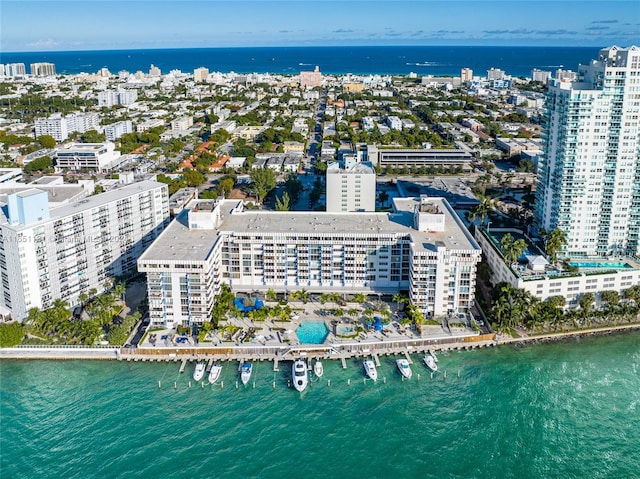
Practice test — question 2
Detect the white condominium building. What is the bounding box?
[0,180,170,321]
[4,63,26,77]
[194,67,209,82]
[171,116,194,131]
[34,113,100,142]
[326,161,376,212]
[138,195,481,327]
[30,62,56,76]
[54,142,121,172]
[104,120,133,141]
[97,89,138,107]
[535,45,640,257]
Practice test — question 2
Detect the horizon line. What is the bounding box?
[2,44,606,55]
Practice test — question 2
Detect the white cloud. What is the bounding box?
[25,38,62,49]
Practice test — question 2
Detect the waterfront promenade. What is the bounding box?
[2,323,639,362]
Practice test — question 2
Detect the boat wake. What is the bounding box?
[406,62,441,67]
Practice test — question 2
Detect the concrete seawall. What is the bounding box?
[1,324,639,361]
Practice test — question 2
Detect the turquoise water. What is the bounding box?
[1,333,639,478]
[296,321,329,344]
[569,262,632,269]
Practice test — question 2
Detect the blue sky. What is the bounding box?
[1,0,638,52]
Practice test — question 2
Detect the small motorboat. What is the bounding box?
[424,353,438,372]
[363,359,378,381]
[292,359,308,392]
[429,349,439,363]
[208,364,222,384]
[240,362,252,385]
[314,360,324,378]
[193,362,206,381]
[396,358,413,379]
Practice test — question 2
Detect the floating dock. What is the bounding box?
[179,359,187,373]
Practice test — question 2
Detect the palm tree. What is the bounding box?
[600,290,620,311]
[299,289,309,304]
[392,293,407,312]
[377,191,389,209]
[544,228,568,264]
[470,195,495,226]
[113,282,126,302]
[579,292,594,323]
[353,293,367,304]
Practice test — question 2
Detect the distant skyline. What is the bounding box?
[1,0,639,53]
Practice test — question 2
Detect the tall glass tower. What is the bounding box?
[534,46,640,257]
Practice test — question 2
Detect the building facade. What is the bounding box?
[138,196,481,327]
[97,89,138,107]
[194,67,209,82]
[0,181,170,321]
[104,120,133,141]
[326,162,376,212]
[35,113,100,142]
[54,142,121,171]
[366,145,472,170]
[534,45,640,257]
[30,62,56,76]
[300,66,322,88]
[475,228,640,307]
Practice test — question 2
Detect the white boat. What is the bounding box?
[240,362,252,385]
[424,354,438,372]
[313,360,324,378]
[363,360,378,381]
[193,362,206,381]
[208,364,222,384]
[396,358,413,379]
[292,359,308,392]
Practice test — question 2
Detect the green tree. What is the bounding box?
[544,228,568,264]
[217,177,235,197]
[38,135,56,148]
[81,129,106,143]
[378,191,389,209]
[353,293,367,304]
[275,191,291,211]
[0,322,24,347]
[579,292,595,320]
[500,233,527,264]
[284,175,303,203]
[470,195,495,226]
[182,168,205,187]
[624,285,640,304]
[266,288,278,301]
[23,156,53,173]
[250,168,276,205]
[600,290,620,310]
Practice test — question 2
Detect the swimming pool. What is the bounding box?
[296,321,329,344]
[569,262,632,269]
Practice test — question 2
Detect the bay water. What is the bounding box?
[1,333,639,478]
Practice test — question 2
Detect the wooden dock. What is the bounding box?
[340,357,347,369]
[373,354,381,367]
[273,359,279,372]
[404,352,413,364]
[179,359,187,373]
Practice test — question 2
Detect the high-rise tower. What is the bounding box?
[534,45,640,257]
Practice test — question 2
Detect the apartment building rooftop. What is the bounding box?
[0,180,166,231]
[140,196,479,263]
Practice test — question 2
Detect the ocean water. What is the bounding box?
[1,46,595,77]
[1,333,639,479]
